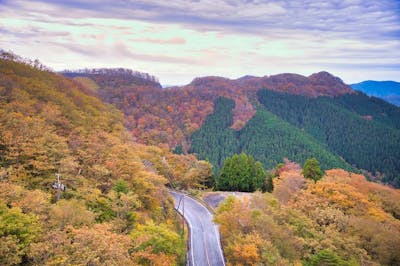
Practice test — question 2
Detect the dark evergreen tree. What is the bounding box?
[264,172,274,192]
[302,158,323,182]
[305,249,350,266]
[216,153,266,192]
[172,145,183,155]
[113,179,129,194]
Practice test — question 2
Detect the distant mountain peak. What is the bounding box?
[307,71,353,96]
[309,71,343,83]
[235,75,258,81]
[350,80,400,106]
[187,71,353,97]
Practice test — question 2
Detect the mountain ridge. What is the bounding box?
[351,80,400,106]
[64,66,400,187]
[69,69,355,146]
[187,70,353,97]
[1,53,400,266]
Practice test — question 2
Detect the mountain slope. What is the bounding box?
[239,108,352,171]
[351,80,400,106]
[190,97,352,173]
[191,89,400,187]
[0,55,189,264]
[189,97,239,169]
[214,167,400,265]
[70,70,353,150]
[68,69,400,187]
[257,89,400,186]
[330,92,400,129]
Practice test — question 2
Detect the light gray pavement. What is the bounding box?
[170,191,226,266]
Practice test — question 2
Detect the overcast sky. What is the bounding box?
[1,0,399,85]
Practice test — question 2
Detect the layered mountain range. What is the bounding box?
[65,69,400,187]
[1,53,400,265]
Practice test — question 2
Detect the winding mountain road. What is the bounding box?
[170,191,226,266]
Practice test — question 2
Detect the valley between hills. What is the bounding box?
[1,51,400,265]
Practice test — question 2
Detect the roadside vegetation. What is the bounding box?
[0,56,205,265]
[2,52,399,266]
[214,161,400,265]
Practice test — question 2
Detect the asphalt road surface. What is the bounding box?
[170,191,226,266]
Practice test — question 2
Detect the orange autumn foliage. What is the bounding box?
[0,56,187,265]
[215,167,400,265]
[75,70,352,150]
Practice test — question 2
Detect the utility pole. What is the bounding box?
[56,173,61,201]
[52,173,65,202]
[162,156,185,237]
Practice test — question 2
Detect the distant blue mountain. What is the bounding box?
[350,80,400,106]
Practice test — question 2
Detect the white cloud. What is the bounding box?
[0,0,399,84]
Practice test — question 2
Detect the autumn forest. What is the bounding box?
[1,51,400,265]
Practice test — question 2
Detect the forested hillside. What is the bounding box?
[190,90,400,187]
[2,51,400,265]
[70,68,400,187]
[70,70,353,151]
[331,92,400,129]
[257,89,400,187]
[190,97,352,173]
[239,109,352,171]
[215,164,400,265]
[189,97,239,169]
[0,54,212,265]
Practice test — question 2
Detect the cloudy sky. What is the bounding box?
[1,0,399,85]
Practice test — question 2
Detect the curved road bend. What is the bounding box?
[170,191,226,266]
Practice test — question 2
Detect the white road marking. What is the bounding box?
[172,191,226,266]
